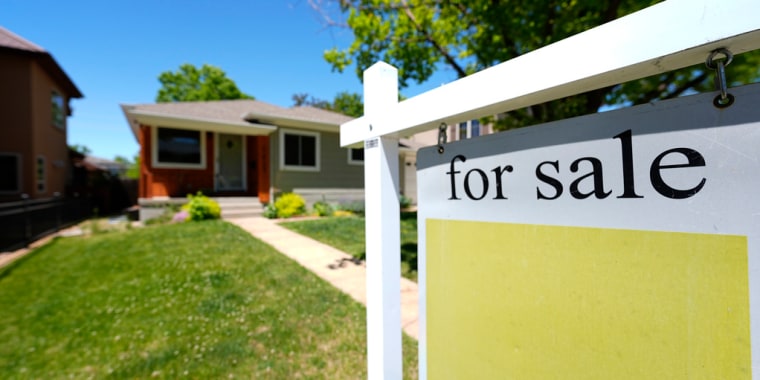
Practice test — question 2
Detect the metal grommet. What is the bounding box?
[705,48,733,70]
[713,93,735,108]
[437,122,447,155]
[705,48,734,109]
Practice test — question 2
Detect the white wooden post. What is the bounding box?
[363,62,402,379]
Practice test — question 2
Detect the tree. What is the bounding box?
[315,0,760,129]
[292,91,364,117]
[69,144,91,155]
[114,154,140,180]
[156,63,254,102]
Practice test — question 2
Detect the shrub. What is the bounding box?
[274,193,307,219]
[263,203,278,219]
[313,200,334,217]
[336,201,365,216]
[399,194,412,209]
[182,192,221,221]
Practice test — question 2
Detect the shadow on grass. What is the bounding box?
[0,237,59,282]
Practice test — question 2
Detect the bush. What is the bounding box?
[336,201,365,216]
[274,193,307,219]
[182,192,221,221]
[313,200,334,217]
[399,194,412,209]
[263,203,278,219]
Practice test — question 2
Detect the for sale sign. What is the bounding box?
[417,83,760,379]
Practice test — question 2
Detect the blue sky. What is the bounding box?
[1,0,453,160]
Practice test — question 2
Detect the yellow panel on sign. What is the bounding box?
[426,219,750,379]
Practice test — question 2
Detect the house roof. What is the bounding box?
[121,99,354,140]
[0,26,83,99]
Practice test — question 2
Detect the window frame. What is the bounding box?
[457,119,482,140]
[279,128,320,172]
[0,153,21,194]
[151,126,207,169]
[347,147,364,165]
[51,91,65,130]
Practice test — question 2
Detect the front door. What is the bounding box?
[216,134,245,191]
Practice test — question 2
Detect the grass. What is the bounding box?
[281,212,418,281]
[0,220,418,379]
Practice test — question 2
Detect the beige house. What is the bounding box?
[0,26,83,202]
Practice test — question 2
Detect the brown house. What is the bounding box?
[121,100,368,205]
[0,26,83,202]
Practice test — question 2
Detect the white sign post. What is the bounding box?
[362,62,402,380]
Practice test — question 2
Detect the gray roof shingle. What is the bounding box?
[125,100,354,127]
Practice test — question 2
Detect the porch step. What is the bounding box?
[214,197,264,219]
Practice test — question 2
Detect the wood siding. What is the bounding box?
[270,128,363,194]
[138,126,267,200]
[0,52,69,200]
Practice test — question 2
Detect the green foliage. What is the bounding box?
[399,194,412,209]
[68,144,91,155]
[322,0,760,129]
[182,192,221,221]
[262,203,278,219]
[0,221,419,378]
[330,91,364,117]
[273,193,307,219]
[113,153,140,179]
[312,200,334,217]
[336,201,365,216]
[156,63,254,102]
[292,91,364,117]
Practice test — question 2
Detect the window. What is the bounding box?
[52,91,65,129]
[348,148,364,165]
[0,153,20,193]
[152,127,206,169]
[279,129,320,171]
[471,119,481,138]
[36,155,46,194]
[458,122,468,140]
[457,119,481,140]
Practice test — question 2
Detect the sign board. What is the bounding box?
[417,83,760,379]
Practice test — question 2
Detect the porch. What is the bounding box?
[138,196,263,221]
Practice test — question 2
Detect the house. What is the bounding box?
[121,99,493,210]
[121,100,373,207]
[0,26,83,202]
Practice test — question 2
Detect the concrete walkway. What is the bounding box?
[227,216,419,339]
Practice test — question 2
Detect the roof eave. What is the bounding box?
[243,112,341,133]
[121,107,278,139]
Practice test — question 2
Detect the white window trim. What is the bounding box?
[279,128,320,172]
[347,148,364,165]
[151,126,207,170]
[456,119,482,140]
[0,152,21,194]
[36,155,46,194]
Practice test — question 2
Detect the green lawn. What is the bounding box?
[281,212,418,281]
[0,220,418,379]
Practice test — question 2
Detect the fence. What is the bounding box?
[339,0,760,378]
[0,196,93,252]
